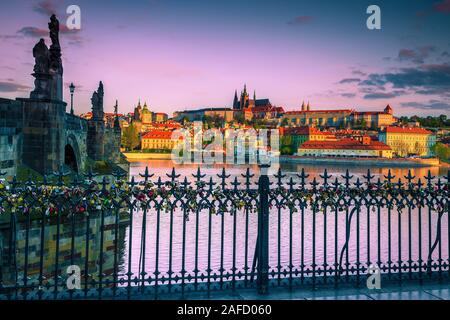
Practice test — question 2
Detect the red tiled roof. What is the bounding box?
[142,130,178,140]
[149,122,182,129]
[300,138,391,151]
[382,127,433,134]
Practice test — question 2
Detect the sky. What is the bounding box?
[0,0,450,117]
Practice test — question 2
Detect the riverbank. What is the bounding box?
[280,155,441,167]
[123,152,172,160]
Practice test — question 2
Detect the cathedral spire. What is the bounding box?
[301,101,305,111]
[253,90,256,101]
[233,90,239,109]
[307,101,310,111]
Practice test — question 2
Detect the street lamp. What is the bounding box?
[69,82,75,115]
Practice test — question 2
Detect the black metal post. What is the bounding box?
[257,164,270,294]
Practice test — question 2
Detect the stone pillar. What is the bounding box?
[87,120,105,161]
[18,98,66,174]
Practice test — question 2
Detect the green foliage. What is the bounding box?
[121,123,140,151]
[94,161,113,174]
[203,115,225,128]
[432,143,450,163]
[280,135,294,155]
[402,115,450,128]
[233,112,245,124]
[280,118,289,127]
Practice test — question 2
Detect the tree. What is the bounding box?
[396,141,410,157]
[280,135,295,155]
[122,123,140,151]
[432,143,450,163]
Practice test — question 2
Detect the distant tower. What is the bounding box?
[253,90,256,101]
[133,99,142,121]
[301,101,306,111]
[141,101,152,123]
[306,101,311,111]
[384,104,393,115]
[233,90,239,109]
[240,84,249,109]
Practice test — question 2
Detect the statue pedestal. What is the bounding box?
[30,72,52,100]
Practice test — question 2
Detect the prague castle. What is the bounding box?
[281,103,396,129]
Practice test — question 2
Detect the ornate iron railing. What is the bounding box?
[0,167,448,300]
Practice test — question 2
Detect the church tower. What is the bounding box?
[384,104,393,114]
[239,84,249,109]
[301,101,306,111]
[133,99,142,121]
[141,101,152,123]
[233,90,239,110]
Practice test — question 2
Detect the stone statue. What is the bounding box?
[32,39,50,74]
[48,14,60,47]
[97,81,104,99]
[48,14,63,75]
[91,82,105,120]
[91,91,99,111]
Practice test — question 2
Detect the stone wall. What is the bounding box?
[103,127,121,163]
[0,214,126,284]
[0,98,24,178]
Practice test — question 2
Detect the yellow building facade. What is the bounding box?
[141,130,180,150]
[378,127,436,157]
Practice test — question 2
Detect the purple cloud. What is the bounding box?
[401,100,450,110]
[17,27,48,38]
[398,46,436,64]
[339,78,361,84]
[0,81,31,93]
[364,91,407,100]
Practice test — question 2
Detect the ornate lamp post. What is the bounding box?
[69,82,75,115]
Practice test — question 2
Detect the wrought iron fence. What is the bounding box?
[0,167,448,300]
